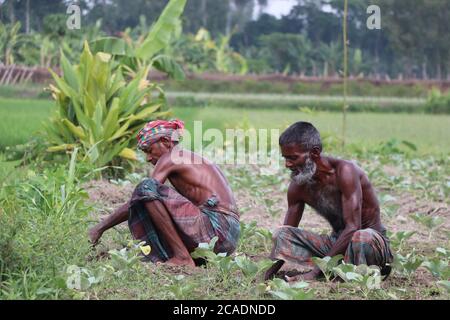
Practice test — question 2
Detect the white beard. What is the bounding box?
[290,156,317,186]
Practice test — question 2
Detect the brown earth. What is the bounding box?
[84,177,449,249]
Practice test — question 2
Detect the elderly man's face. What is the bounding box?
[144,139,171,165]
[281,143,317,185]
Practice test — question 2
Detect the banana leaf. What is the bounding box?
[90,37,134,57]
[135,0,187,60]
[151,55,185,80]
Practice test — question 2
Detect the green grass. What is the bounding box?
[0,98,53,149]
[0,97,449,155]
[168,91,425,106]
[169,92,427,113]
[173,106,450,155]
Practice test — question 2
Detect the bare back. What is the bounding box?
[152,148,237,212]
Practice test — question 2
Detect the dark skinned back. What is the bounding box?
[152,147,237,212]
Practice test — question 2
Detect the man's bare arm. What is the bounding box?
[151,152,174,183]
[326,163,362,257]
[283,183,305,227]
[88,201,130,245]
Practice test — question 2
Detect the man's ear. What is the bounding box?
[310,146,321,159]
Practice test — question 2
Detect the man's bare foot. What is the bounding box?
[166,256,196,267]
[285,270,318,282]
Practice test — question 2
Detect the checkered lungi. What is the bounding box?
[270,226,393,269]
[128,178,240,263]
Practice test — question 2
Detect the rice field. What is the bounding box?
[0,97,449,154]
[167,91,426,106]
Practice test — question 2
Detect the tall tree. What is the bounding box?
[376,0,450,79]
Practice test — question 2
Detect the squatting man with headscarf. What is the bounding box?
[264,121,393,281]
[88,119,240,266]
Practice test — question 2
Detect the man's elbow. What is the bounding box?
[344,223,360,235]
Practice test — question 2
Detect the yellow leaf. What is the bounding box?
[47,144,76,152]
[138,78,150,91]
[62,119,87,139]
[49,84,61,94]
[96,52,112,63]
[140,245,151,256]
[119,148,137,161]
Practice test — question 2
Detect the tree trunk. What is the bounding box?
[312,61,317,77]
[226,0,234,35]
[436,60,442,80]
[201,0,207,28]
[26,0,30,34]
[374,31,380,77]
[422,60,428,80]
[9,0,15,23]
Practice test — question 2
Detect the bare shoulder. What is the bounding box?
[334,158,363,178]
[153,151,179,176]
[287,181,304,203]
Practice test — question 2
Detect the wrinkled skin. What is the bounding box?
[89,137,237,267]
[265,143,383,281]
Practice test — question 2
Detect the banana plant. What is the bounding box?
[89,0,186,80]
[192,27,248,75]
[45,42,170,169]
[0,22,22,65]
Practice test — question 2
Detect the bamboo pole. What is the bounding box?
[342,0,349,149]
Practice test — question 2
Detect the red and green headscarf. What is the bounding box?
[137,119,185,151]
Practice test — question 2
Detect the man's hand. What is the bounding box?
[88,226,103,246]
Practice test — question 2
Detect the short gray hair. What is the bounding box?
[279,122,322,151]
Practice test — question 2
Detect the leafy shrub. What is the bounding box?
[0,151,92,299]
[46,43,170,169]
[424,88,450,114]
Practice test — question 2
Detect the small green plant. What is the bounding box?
[379,194,400,219]
[422,247,450,280]
[263,197,279,217]
[267,278,315,300]
[191,237,273,280]
[437,281,450,293]
[190,237,237,275]
[166,275,197,300]
[106,240,145,276]
[238,221,273,252]
[410,213,444,239]
[423,259,450,280]
[65,265,105,292]
[234,255,274,278]
[332,263,383,299]
[392,250,424,278]
[312,255,343,282]
[387,231,416,252]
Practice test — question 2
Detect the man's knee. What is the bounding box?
[134,178,162,200]
[272,226,299,243]
[351,228,376,243]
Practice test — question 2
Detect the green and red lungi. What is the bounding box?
[128,178,240,263]
[271,226,393,269]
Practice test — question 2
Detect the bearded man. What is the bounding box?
[88,119,240,267]
[265,121,393,281]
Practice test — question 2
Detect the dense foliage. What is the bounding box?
[1,0,449,79]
